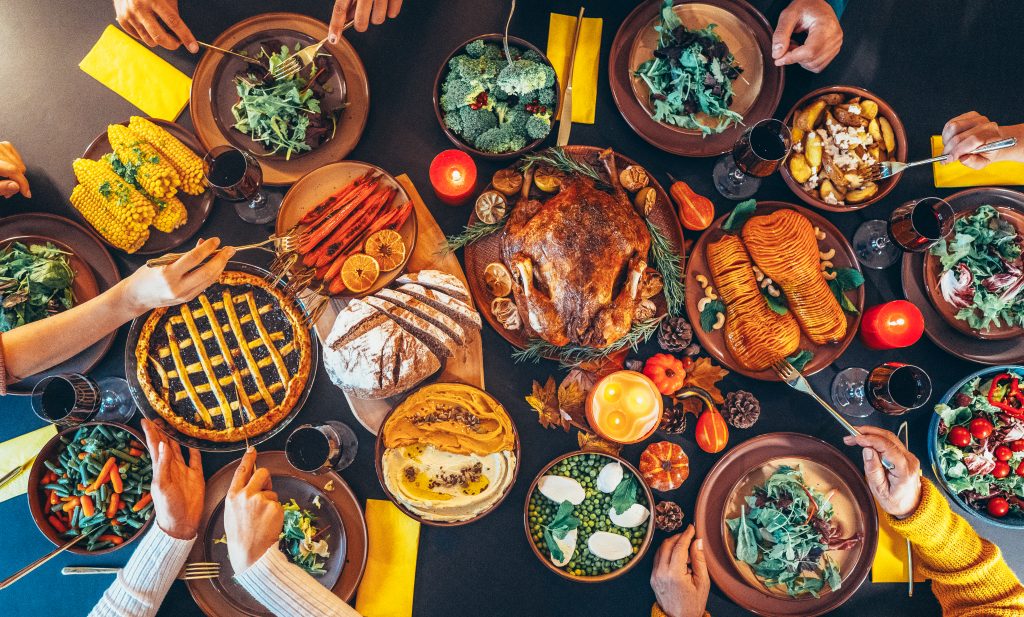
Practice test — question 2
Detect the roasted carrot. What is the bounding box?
[313,188,395,268]
[48,515,68,533]
[132,493,153,512]
[110,468,124,494]
[328,274,348,295]
[298,179,381,254]
[80,494,96,518]
[298,170,375,225]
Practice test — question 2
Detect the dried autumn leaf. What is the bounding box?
[577,350,626,376]
[684,357,729,404]
[577,431,623,456]
[558,370,592,428]
[526,376,567,430]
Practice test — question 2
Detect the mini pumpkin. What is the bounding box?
[642,353,687,395]
[695,409,729,454]
[639,441,690,492]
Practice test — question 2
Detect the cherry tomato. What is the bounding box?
[947,426,971,448]
[1012,440,1024,453]
[969,417,994,440]
[1016,461,1024,477]
[993,461,1011,479]
[995,445,1013,461]
[987,497,1010,518]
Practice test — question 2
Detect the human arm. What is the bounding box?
[771,0,843,73]
[329,0,403,41]
[225,448,362,617]
[650,525,710,617]
[844,427,1024,617]
[112,0,198,52]
[89,419,205,617]
[1,238,233,386]
[0,142,30,199]
[941,112,1024,169]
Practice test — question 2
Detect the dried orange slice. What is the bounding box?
[340,254,380,293]
[364,229,406,271]
[483,262,512,297]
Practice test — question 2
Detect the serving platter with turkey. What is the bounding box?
[460,146,685,363]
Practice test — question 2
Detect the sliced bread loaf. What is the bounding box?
[396,283,482,330]
[363,295,455,360]
[395,270,470,303]
[327,317,440,399]
[325,299,388,351]
[376,288,467,344]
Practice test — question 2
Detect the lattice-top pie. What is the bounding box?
[135,271,312,442]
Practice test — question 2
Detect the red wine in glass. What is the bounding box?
[31,374,135,425]
[203,145,278,224]
[888,196,955,252]
[713,118,791,200]
[286,422,358,473]
[866,362,932,415]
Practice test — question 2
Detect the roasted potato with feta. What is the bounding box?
[789,153,813,184]
[845,182,879,204]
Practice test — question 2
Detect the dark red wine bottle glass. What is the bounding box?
[31,373,136,426]
[853,196,955,269]
[831,362,932,418]
[713,118,792,200]
[285,421,358,473]
[203,145,279,224]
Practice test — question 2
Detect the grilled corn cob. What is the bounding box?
[69,184,149,253]
[151,195,188,233]
[107,124,180,199]
[128,117,205,195]
[72,158,156,228]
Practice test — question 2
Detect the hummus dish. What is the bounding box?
[379,383,517,523]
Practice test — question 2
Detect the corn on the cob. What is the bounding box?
[72,158,156,228]
[151,195,188,233]
[107,124,180,199]
[128,117,205,195]
[70,185,149,253]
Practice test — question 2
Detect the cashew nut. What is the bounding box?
[820,260,834,271]
[697,297,711,312]
[707,292,719,301]
[767,285,781,297]
[752,265,764,282]
[712,312,725,330]
[760,277,772,289]
[822,269,838,280]
[695,274,709,288]
[704,285,717,299]
[815,228,827,241]
[819,248,836,260]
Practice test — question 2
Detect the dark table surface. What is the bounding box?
[2,0,1022,615]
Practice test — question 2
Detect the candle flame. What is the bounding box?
[450,168,463,183]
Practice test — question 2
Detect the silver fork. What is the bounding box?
[145,229,306,269]
[272,20,354,81]
[863,137,1017,182]
[62,562,221,580]
[771,359,896,471]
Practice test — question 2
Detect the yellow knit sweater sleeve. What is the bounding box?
[886,479,1024,616]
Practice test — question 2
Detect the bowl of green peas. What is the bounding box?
[524,451,654,582]
[28,422,154,554]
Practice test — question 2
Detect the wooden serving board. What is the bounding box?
[310,174,485,434]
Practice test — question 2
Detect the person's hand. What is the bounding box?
[771,0,843,73]
[113,0,198,53]
[0,142,30,199]
[329,0,403,40]
[141,418,204,540]
[650,525,710,617]
[843,426,922,519]
[224,448,283,574]
[941,112,1024,169]
[119,238,234,316]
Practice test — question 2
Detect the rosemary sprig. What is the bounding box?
[441,218,506,254]
[646,219,684,317]
[520,147,608,188]
[512,315,666,368]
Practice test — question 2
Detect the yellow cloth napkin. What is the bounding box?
[931,135,1024,187]
[79,25,192,121]
[871,500,925,583]
[355,499,421,617]
[0,425,56,504]
[547,13,603,124]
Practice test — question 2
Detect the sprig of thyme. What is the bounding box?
[512,315,665,368]
[646,219,684,317]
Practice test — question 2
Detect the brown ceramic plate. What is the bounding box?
[81,119,213,254]
[187,451,367,616]
[275,161,417,298]
[0,235,99,314]
[0,213,120,394]
[374,382,520,527]
[609,0,783,157]
[685,201,864,380]
[432,34,559,161]
[462,146,685,358]
[780,86,908,212]
[523,450,655,582]
[902,188,1024,364]
[27,422,153,555]
[695,433,877,616]
[922,195,1024,340]
[190,13,370,186]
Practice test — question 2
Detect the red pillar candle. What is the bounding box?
[429,149,477,205]
[859,300,925,350]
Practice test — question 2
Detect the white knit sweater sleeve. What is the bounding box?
[88,525,195,617]
[234,546,362,617]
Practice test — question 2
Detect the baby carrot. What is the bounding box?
[106,495,120,519]
[128,447,144,457]
[97,534,124,545]
[132,493,152,512]
[47,515,68,533]
[87,457,117,492]
[81,494,96,518]
[110,468,124,494]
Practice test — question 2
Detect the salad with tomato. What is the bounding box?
[934,369,1024,521]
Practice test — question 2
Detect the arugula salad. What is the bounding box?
[0,242,75,332]
[635,0,744,136]
[279,499,331,576]
[232,43,339,160]
[931,205,1024,331]
[726,466,861,598]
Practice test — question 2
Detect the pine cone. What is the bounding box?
[722,390,761,429]
[655,501,684,532]
[658,317,693,352]
[683,343,701,357]
[659,398,688,434]
[624,358,645,373]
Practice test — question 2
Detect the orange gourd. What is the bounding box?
[668,175,715,231]
[643,353,687,395]
[695,409,729,453]
[639,441,690,492]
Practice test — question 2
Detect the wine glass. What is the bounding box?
[203,145,279,224]
[31,374,136,426]
[713,118,792,200]
[853,196,955,269]
[285,422,358,473]
[831,362,932,418]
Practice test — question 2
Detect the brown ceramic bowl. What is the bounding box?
[780,86,908,212]
[433,34,559,161]
[27,422,153,555]
[523,450,655,583]
[374,382,520,527]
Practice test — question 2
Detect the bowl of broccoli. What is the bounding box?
[433,34,560,159]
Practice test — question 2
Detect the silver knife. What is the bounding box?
[0,456,35,491]
[897,420,913,597]
[556,8,585,147]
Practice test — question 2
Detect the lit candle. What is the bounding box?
[859,300,925,350]
[429,149,477,206]
[586,371,663,444]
